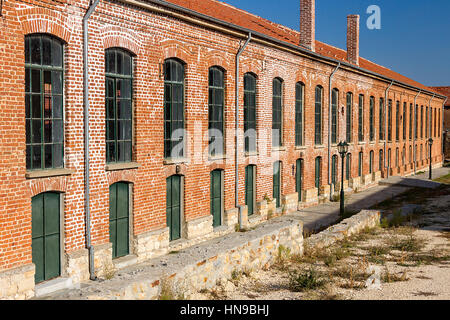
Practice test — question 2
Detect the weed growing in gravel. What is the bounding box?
[390,235,425,252]
[383,267,409,283]
[288,268,326,292]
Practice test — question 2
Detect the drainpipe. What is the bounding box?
[83,0,100,281]
[413,90,422,174]
[384,81,394,179]
[235,33,251,229]
[328,62,340,200]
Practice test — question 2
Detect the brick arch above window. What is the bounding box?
[240,59,262,76]
[101,26,143,56]
[163,164,187,178]
[160,40,195,64]
[205,51,233,71]
[26,176,68,198]
[17,8,73,44]
[107,170,137,186]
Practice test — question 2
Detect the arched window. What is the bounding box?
[388,99,393,141]
[369,96,375,141]
[208,67,225,157]
[346,92,353,142]
[272,78,283,148]
[295,83,305,146]
[379,98,385,141]
[164,59,185,159]
[396,101,400,141]
[26,34,64,170]
[315,86,323,145]
[106,48,133,163]
[244,73,257,153]
[358,94,364,142]
[331,89,339,144]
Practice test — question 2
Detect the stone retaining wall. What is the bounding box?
[0,264,35,300]
[305,210,381,250]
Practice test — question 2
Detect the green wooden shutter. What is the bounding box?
[109,182,130,259]
[32,192,60,283]
[315,157,321,194]
[210,170,222,228]
[167,176,181,241]
[273,162,281,208]
[245,166,255,216]
[296,159,303,202]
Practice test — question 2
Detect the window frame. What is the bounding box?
[314,86,323,145]
[346,92,353,143]
[331,88,339,145]
[244,73,257,153]
[208,66,225,158]
[358,94,364,142]
[295,82,305,146]
[272,78,283,148]
[25,34,65,171]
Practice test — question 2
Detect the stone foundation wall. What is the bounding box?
[185,216,214,240]
[0,264,35,300]
[282,193,298,214]
[304,188,319,204]
[66,249,90,284]
[93,243,114,279]
[134,228,170,263]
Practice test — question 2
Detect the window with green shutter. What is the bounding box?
[315,157,322,194]
[272,78,283,148]
[244,73,257,153]
[164,59,185,159]
[295,83,304,146]
[388,100,393,142]
[208,67,225,157]
[331,89,339,144]
[167,175,182,241]
[369,96,375,141]
[210,170,223,228]
[105,48,133,164]
[25,35,64,171]
[346,92,353,143]
[109,182,130,259]
[245,165,256,216]
[331,155,338,185]
[346,154,351,181]
[369,151,374,174]
[273,161,281,208]
[358,94,364,142]
[314,86,323,145]
[379,98,385,141]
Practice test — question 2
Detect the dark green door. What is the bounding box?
[167,175,181,241]
[315,157,322,194]
[32,192,60,284]
[210,170,222,228]
[296,159,303,202]
[331,156,338,185]
[245,166,255,216]
[273,162,281,208]
[109,182,130,259]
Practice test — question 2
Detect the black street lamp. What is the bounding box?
[428,138,434,180]
[338,141,349,217]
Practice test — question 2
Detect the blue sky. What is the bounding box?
[223,0,450,86]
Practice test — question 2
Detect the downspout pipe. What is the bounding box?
[235,33,251,229]
[328,62,340,200]
[83,0,100,281]
[413,90,422,174]
[384,81,394,179]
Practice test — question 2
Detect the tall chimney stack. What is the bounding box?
[300,0,315,52]
[347,15,360,65]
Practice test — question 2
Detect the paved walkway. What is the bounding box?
[296,166,450,233]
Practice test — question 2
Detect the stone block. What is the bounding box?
[281,192,298,214]
[186,215,214,240]
[304,188,319,204]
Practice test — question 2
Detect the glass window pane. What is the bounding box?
[32,95,41,119]
[42,37,52,66]
[26,146,32,170]
[31,37,41,65]
[31,69,41,93]
[123,53,131,76]
[32,119,42,143]
[44,144,53,169]
[53,144,63,168]
[53,120,63,143]
[52,39,63,67]
[53,96,63,119]
[44,120,52,143]
[52,71,62,95]
[32,145,41,169]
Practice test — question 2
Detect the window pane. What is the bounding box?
[32,145,41,169]
[31,69,41,93]
[42,37,52,66]
[32,119,42,143]
[51,39,62,67]
[31,37,41,65]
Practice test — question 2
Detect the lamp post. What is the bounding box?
[428,138,433,180]
[338,141,349,217]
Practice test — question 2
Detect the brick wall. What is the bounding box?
[0,0,445,276]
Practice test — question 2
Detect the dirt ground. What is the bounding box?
[195,184,450,301]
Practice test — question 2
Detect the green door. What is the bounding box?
[210,170,222,228]
[245,166,255,216]
[315,157,322,194]
[109,182,130,259]
[296,159,303,202]
[32,192,60,284]
[331,156,338,185]
[273,162,281,208]
[167,175,181,241]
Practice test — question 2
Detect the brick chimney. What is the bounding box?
[300,0,315,52]
[347,15,360,65]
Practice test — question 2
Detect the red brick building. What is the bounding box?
[0,0,446,298]
[430,86,450,159]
